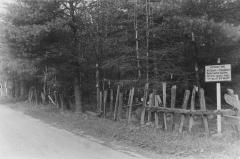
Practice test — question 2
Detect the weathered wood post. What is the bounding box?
[179,90,190,133]
[141,83,149,125]
[114,85,120,121]
[148,92,154,122]
[170,85,177,131]
[118,93,123,121]
[54,91,59,109]
[126,89,132,120]
[162,82,167,131]
[189,86,196,133]
[60,93,64,111]
[154,93,161,128]
[103,90,108,118]
[109,89,114,113]
[200,88,209,134]
[128,87,135,124]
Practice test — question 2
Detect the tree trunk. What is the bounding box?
[42,67,47,104]
[15,80,20,98]
[191,32,201,89]
[11,80,15,98]
[4,81,8,97]
[20,79,26,98]
[146,0,150,83]
[134,1,141,80]
[96,63,100,112]
[74,77,82,112]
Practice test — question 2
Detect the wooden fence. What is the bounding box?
[98,82,237,134]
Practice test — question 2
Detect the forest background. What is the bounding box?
[1,0,240,112]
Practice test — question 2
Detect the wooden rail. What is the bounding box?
[145,106,234,116]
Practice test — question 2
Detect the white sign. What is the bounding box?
[205,64,231,82]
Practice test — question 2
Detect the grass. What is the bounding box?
[3,99,240,159]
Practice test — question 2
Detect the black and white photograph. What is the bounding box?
[0,0,240,158]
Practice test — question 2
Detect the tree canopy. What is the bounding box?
[2,0,240,110]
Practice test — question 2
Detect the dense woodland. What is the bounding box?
[2,0,240,112]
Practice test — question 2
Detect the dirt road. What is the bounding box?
[0,105,150,159]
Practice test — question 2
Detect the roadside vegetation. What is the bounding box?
[1,0,240,158]
[2,99,240,159]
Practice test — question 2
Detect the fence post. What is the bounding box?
[103,90,108,118]
[148,92,154,122]
[141,83,149,125]
[162,82,167,131]
[128,88,135,124]
[200,88,209,135]
[170,85,177,131]
[189,86,196,133]
[118,93,123,120]
[126,89,132,120]
[179,90,190,133]
[154,92,161,128]
[114,85,120,121]
[109,89,114,113]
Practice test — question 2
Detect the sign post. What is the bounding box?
[205,58,231,135]
[216,58,222,135]
[216,77,221,135]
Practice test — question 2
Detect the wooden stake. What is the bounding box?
[54,91,59,109]
[162,82,167,131]
[35,89,38,105]
[114,85,120,121]
[179,90,190,133]
[141,83,149,125]
[28,89,33,103]
[154,93,160,128]
[171,86,177,109]
[170,85,177,131]
[103,90,108,118]
[109,89,114,113]
[99,91,103,114]
[126,89,132,119]
[60,94,64,111]
[118,93,123,121]
[200,88,209,134]
[128,88,135,124]
[189,86,196,133]
[148,92,154,122]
